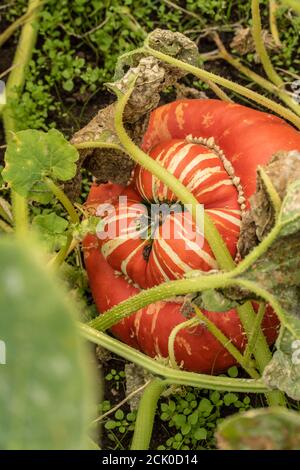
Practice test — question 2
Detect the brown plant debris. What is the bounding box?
[238,150,300,257]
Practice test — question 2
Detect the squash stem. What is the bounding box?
[131,378,167,450]
[44,177,79,225]
[80,323,270,394]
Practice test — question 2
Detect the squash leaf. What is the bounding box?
[3,129,79,200]
[217,407,300,450]
[263,327,300,400]
[0,237,96,449]
[32,212,69,252]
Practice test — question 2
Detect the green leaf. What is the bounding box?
[227,366,238,378]
[188,411,198,426]
[198,398,213,414]
[223,393,238,406]
[196,289,238,312]
[263,327,300,400]
[32,213,69,251]
[173,414,186,427]
[115,409,124,421]
[105,420,117,430]
[181,423,191,436]
[217,408,300,450]
[194,428,207,441]
[3,129,79,198]
[0,237,95,449]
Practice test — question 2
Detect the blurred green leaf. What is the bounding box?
[281,0,300,14]
[217,408,300,450]
[0,237,95,449]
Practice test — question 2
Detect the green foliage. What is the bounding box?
[105,368,126,391]
[3,129,78,199]
[156,385,251,450]
[263,327,300,400]
[0,237,95,449]
[98,399,137,447]
[32,212,69,251]
[4,0,299,133]
[217,407,300,450]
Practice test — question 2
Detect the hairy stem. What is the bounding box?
[252,0,283,87]
[143,46,300,128]
[80,323,270,393]
[44,177,79,224]
[205,80,233,103]
[73,141,123,152]
[269,0,282,47]
[211,33,300,116]
[11,185,29,236]
[131,378,167,450]
[0,3,41,48]
[193,305,259,378]
[168,318,199,369]
[48,234,73,269]
[243,302,266,366]
[88,274,233,331]
[0,0,43,125]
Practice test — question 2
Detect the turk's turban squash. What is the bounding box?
[83,99,300,374]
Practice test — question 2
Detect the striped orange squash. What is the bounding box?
[84,99,300,373]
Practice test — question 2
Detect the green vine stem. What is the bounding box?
[168,318,198,369]
[251,0,282,88]
[193,305,259,378]
[88,271,285,405]
[48,233,73,270]
[0,3,41,48]
[80,323,270,393]
[243,302,266,367]
[89,273,233,331]
[269,0,282,47]
[167,310,258,378]
[142,45,300,129]
[44,177,79,224]
[131,378,168,450]
[1,0,43,236]
[204,80,233,103]
[211,33,300,116]
[74,141,123,152]
[11,187,29,236]
[0,0,43,126]
[251,0,300,116]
